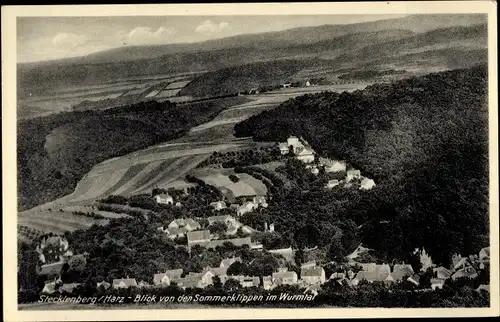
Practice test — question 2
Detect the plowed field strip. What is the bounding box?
[112,160,164,196]
[99,163,150,197]
[134,154,210,194]
[127,158,183,194]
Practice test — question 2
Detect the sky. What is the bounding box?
[17,15,408,63]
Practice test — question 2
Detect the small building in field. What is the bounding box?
[96,280,111,290]
[42,280,58,294]
[237,201,257,217]
[346,170,361,183]
[113,278,138,289]
[278,143,290,155]
[168,218,186,229]
[208,215,239,227]
[155,194,174,205]
[295,146,315,163]
[300,266,326,285]
[263,276,273,290]
[287,136,302,150]
[319,158,346,173]
[210,201,227,211]
[272,268,298,286]
[164,227,188,240]
[360,178,376,190]
[325,179,340,189]
[430,278,445,290]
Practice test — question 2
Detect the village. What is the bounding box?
[28,135,490,301]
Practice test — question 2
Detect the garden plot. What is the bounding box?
[192,168,268,198]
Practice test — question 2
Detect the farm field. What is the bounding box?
[18,72,201,120]
[18,210,109,236]
[17,83,359,236]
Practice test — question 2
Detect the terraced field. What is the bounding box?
[18,83,368,237]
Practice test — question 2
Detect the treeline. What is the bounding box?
[338,69,407,80]
[234,64,489,265]
[17,96,248,210]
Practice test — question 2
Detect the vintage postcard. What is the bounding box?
[2,2,499,321]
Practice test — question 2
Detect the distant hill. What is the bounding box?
[18,20,487,100]
[19,13,486,67]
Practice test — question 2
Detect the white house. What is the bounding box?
[295,147,315,163]
[325,161,346,173]
[210,201,227,211]
[237,201,257,217]
[112,278,138,289]
[278,143,290,155]
[346,170,361,183]
[325,179,340,189]
[359,178,376,190]
[305,80,311,87]
[300,266,326,285]
[155,194,173,205]
[287,136,302,151]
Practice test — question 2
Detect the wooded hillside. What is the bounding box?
[234,64,489,264]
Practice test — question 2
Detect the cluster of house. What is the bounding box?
[36,235,75,278]
[278,136,316,163]
[93,258,329,295]
[154,193,183,207]
[210,195,268,217]
[157,214,264,244]
[277,136,376,191]
[324,168,376,191]
[429,247,490,292]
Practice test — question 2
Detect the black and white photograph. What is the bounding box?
[2,2,498,320]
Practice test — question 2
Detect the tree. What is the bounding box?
[68,254,87,272]
[224,278,241,292]
[208,222,227,235]
[227,261,245,276]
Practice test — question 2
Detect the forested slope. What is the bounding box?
[18,97,248,210]
[234,64,489,263]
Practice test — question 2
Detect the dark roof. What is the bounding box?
[39,262,65,276]
[301,266,324,277]
[187,230,211,243]
[205,237,251,249]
